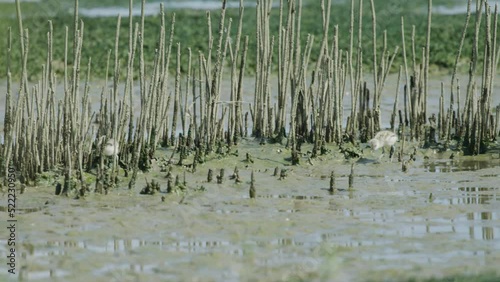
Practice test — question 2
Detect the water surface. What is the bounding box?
[1,140,499,281]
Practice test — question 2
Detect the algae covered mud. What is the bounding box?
[1,0,500,281]
[1,141,500,281]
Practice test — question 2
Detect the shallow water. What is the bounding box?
[18,0,500,18]
[79,1,267,18]
[2,72,499,142]
[433,0,500,15]
[1,140,500,281]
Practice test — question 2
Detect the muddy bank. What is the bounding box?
[1,139,499,281]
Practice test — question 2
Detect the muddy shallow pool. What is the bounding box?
[1,139,500,282]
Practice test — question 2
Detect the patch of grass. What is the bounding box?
[0,1,479,80]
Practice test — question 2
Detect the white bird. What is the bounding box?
[103,139,119,157]
[368,130,398,160]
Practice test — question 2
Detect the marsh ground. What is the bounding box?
[2,0,500,281]
[1,138,500,281]
[1,67,500,280]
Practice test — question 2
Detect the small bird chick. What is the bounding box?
[368,130,398,161]
[103,138,119,157]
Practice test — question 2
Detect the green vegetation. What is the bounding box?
[401,273,500,282]
[3,0,498,186]
[0,0,482,80]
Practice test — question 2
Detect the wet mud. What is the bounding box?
[1,139,500,281]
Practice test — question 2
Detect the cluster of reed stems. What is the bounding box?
[1,0,499,191]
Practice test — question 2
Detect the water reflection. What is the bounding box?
[0,205,45,214]
[7,214,499,280]
[19,269,70,280]
[327,208,498,241]
[15,237,309,259]
[467,212,497,240]
[92,263,157,278]
[257,194,323,200]
[434,187,499,205]
[277,209,299,213]
[433,195,496,205]
[215,209,241,214]
[423,158,500,173]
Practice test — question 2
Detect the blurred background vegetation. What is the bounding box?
[0,0,485,80]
